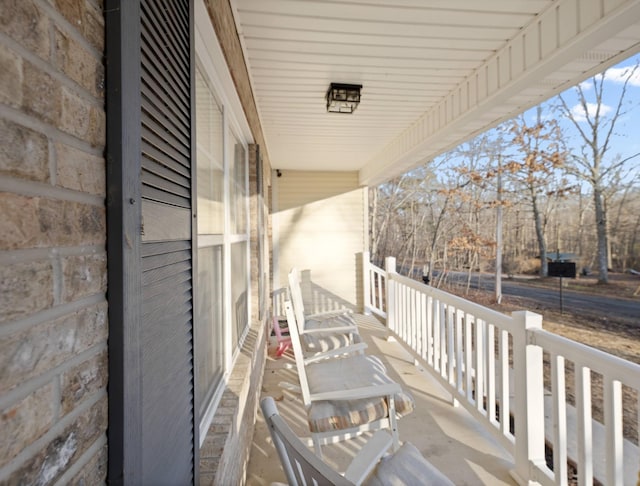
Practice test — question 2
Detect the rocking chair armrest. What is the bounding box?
[309,383,401,402]
[303,343,368,364]
[343,430,394,485]
[305,309,353,319]
[300,324,358,335]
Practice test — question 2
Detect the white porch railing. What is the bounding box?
[363,253,640,486]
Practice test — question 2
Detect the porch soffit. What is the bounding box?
[230,0,640,186]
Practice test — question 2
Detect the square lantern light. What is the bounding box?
[326,83,362,114]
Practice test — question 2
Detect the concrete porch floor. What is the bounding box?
[246,314,518,485]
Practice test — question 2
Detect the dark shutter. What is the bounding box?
[106,0,197,484]
[140,0,195,483]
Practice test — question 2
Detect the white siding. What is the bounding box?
[274,171,366,311]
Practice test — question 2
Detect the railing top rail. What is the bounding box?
[533,328,640,388]
[368,262,385,274]
[389,272,518,331]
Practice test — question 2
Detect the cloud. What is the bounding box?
[579,80,593,91]
[570,102,612,122]
[593,67,640,87]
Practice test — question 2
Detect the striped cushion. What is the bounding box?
[365,442,454,486]
[301,330,361,354]
[302,314,359,354]
[304,313,357,330]
[305,355,414,433]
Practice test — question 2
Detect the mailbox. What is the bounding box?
[548,261,576,278]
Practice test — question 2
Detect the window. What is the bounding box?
[194,56,251,437]
[229,132,249,347]
[195,66,225,416]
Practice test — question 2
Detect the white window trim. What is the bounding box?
[194,0,254,446]
[195,0,253,145]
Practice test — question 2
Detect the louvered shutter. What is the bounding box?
[140,0,195,483]
[106,0,197,484]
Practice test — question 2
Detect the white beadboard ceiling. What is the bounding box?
[231,0,640,185]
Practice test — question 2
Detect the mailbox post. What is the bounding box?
[547,259,577,313]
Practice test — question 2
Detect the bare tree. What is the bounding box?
[419,154,471,285]
[557,63,640,283]
[369,165,434,269]
[507,106,567,277]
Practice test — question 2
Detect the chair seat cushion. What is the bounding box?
[365,442,454,486]
[301,329,361,354]
[302,314,359,353]
[306,356,414,433]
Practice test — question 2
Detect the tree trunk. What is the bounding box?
[594,186,609,283]
[531,191,548,277]
[495,156,503,303]
[428,194,450,283]
[370,188,378,258]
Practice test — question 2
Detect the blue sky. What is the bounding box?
[531,52,640,177]
[425,53,640,188]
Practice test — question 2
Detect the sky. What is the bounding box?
[527,52,640,179]
[413,52,640,189]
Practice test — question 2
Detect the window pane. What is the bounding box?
[195,245,224,416]
[196,68,224,235]
[229,134,247,234]
[230,241,248,347]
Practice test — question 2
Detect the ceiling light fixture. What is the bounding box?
[326,83,362,114]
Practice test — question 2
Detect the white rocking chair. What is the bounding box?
[283,300,414,456]
[288,268,364,358]
[261,396,454,486]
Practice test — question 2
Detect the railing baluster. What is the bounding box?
[401,285,407,342]
[465,314,473,403]
[604,376,623,486]
[408,286,412,345]
[410,288,417,350]
[552,354,568,486]
[433,300,441,372]
[475,318,484,413]
[447,306,455,384]
[499,329,510,438]
[439,304,445,378]
[576,365,593,486]
[419,292,426,359]
[487,323,496,425]
[456,309,464,396]
[427,295,434,366]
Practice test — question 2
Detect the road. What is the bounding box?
[435,271,640,322]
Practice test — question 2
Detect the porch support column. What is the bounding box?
[511,311,545,486]
[362,252,371,315]
[385,257,397,333]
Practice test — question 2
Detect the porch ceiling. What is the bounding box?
[231,0,640,185]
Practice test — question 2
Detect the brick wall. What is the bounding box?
[0,1,108,484]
